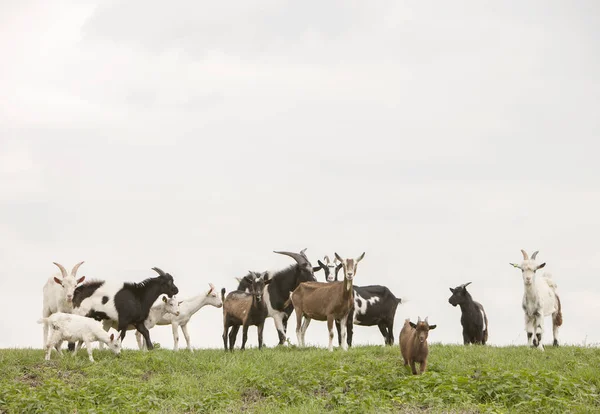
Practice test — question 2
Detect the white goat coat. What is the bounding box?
[42,275,74,316]
[523,273,559,318]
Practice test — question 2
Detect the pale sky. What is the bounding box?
[1,1,599,350]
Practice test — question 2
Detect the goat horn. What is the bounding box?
[324,255,330,264]
[208,283,215,294]
[463,282,472,288]
[53,262,68,279]
[425,316,429,323]
[531,251,539,260]
[151,267,166,276]
[70,261,85,277]
[521,249,529,260]
[274,250,310,266]
[417,316,422,323]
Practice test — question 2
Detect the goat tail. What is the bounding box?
[221,288,226,302]
[553,295,563,327]
[37,318,48,325]
[483,312,489,344]
[283,298,292,309]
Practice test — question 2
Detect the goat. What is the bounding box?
[222,272,269,351]
[38,312,122,362]
[316,256,403,347]
[100,295,180,350]
[399,317,437,375]
[41,261,85,347]
[448,282,488,345]
[236,249,317,345]
[289,252,364,351]
[70,267,179,351]
[137,283,222,351]
[313,255,342,282]
[510,249,562,350]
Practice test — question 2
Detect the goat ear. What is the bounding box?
[77,276,85,284]
[449,288,455,293]
[162,296,167,303]
[178,301,184,305]
[53,277,63,286]
[409,322,417,329]
[110,333,115,341]
[235,277,242,283]
[428,324,437,330]
[317,260,326,268]
[510,263,521,269]
[537,262,546,270]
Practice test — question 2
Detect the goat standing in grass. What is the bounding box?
[289,252,365,351]
[42,261,85,347]
[315,255,403,347]
[448,282,488,345]
[222,272,269,351]
[510,249,562,350]
[140,283,222,351]
[71,267,179,350]
[237,249,316,345]
[399,317,436,375]
[38,313,122,362]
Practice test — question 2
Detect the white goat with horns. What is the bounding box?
[41,261,85,348]
[510,249,562,351]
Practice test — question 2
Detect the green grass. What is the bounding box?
[1,344,599,413]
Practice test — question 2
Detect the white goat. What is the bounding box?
[41,262,85,347]
[510,249,563,351]
[38,312,122,362]
[100,296,180,350]
[136,283,222,351]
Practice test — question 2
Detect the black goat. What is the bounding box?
[237,248,317,345]
[448,282,488,345]
[222,272,269,350]
[315,259,403,346]
[70,267,179,350]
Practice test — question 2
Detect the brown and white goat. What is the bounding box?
[399,317,437,375]
[288,252,365,351]
[222,272,269,351]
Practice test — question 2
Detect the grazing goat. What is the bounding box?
[317,256,403,347]
[138,283,222,351]
[222,272,269,351]
[237,249,317,345]
[38,312,122,362]
[399,317,437,375]
[510,249,562,350]
[41,261,85,347]
[100,295,180,350]
[448,282,488,345]
[289,252,365,351]
[71,267,179,350]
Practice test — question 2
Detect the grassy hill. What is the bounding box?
[1,344,599,413]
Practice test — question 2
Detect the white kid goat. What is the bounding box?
[41,262,85,347]
[38,312,122,362]
[510,249,563,351]
[135,283,222,351]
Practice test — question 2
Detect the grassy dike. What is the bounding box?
[1,344,599,413]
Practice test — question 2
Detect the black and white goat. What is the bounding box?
[236,249,317,345]
[448,282,488,345]
[315,256,403,346]
[222,272,269,351]
[70,267,179,350]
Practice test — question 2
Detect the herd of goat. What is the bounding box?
[38,248,563,374]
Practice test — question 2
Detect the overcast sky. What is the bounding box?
[1,1,599,351]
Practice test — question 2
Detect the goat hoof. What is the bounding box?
[553,340,559,347]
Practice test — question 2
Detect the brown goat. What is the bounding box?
[399,317,437,375]
[221,272,269,351]
[289,252,365,351]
